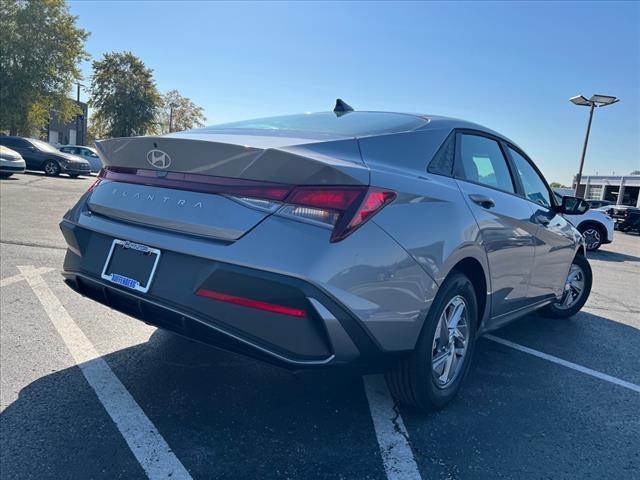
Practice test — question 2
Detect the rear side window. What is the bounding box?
[0,137,26,148]
[508,147,551,208]
[428,132,455,176]
[458,134,514,193]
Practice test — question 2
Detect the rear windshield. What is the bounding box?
[194,112,428,137]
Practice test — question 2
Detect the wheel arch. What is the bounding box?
[446,256,489,328]
[577,220,606,235]
[577,220,607,246]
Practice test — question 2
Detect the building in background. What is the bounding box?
[46,100,88,146]
[573,172,640,207]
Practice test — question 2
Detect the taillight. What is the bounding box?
[98,167,396,242]
[86,173,103,193]
[278,186,396,242]
[335,189,397,242]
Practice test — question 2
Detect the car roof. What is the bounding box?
[188,110,519,146]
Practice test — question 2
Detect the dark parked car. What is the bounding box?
[60,108,592,412]
[607,206,640,233]
[586,199,613,209]
[0,136,91,177]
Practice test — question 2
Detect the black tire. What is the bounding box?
[0,172,12,178]
[43,160,61,176]
[68,173,80,178]
[542,254,592,318]
[386,271,478,412]
[578,223,605,251]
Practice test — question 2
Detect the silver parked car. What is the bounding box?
[59,145,103,172]
[0,145,26,178]
[60,105,592,412]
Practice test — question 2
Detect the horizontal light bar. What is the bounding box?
[196,288,307,318]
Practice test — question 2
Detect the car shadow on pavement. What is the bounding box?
[2,311,639,480]
[401,309,640,479]
[0,330,385,480]
[589,249,639,262]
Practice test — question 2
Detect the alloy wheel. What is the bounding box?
[431,295,469,388]
[557,264,585,309]
[45,161,58,175]
[582,228,601,250]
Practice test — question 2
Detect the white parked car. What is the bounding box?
[554,192,614,250]
[0,145,26,178]
[59,145,102,172]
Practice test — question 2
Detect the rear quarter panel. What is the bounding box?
[359,130,490,317]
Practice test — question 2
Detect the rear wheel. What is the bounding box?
[43,160,60,176]
[386,272,478,412]
[542,254,592,318]
[0,172,12,178]
[579,224,604,251]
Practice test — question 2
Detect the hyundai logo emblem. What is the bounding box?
[146,149,171,169]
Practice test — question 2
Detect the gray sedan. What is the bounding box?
[60,103,592,412]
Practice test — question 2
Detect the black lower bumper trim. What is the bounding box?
[64,272,337,368]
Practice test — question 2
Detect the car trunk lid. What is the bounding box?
[89,133,368,241]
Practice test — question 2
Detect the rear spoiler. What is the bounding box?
[95,135,369,185]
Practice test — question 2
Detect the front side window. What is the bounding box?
[508,147,551,208]
[458,134,514,193]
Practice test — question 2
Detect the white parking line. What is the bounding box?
[0,267,54,287]
[18,266,193,480]
[363,375,422,480]
[486,334,640,394]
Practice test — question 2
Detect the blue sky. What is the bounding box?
[68,1,639,185]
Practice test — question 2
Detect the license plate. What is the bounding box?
[101,240,161,293]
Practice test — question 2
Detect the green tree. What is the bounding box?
[0,0,89,135]
[154,90,206,134]
[89,52,161,137]
[550,182,568,189]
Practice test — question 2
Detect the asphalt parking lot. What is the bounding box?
[1,173,639,480]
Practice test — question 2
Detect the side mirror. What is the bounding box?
[560,196,590,215]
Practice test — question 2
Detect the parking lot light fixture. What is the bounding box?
[169,102,178,133]
[571,93,619,196]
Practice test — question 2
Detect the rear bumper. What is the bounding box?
[60,220,390,369]
[0,160,26,172]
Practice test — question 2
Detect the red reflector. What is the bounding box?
[195,288,307,318]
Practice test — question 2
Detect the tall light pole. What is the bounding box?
[570,94,619,196]
[75,82,85,145]
[168,102,178,133]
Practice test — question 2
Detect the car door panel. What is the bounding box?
[525,204,577,301]
[505,146,577,303]
[457,181,538,319]
[453,132,538,322]
[15,142,39,169]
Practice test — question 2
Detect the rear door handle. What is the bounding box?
[468,194,496,209]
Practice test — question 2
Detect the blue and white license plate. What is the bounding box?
[101,240,161,293]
